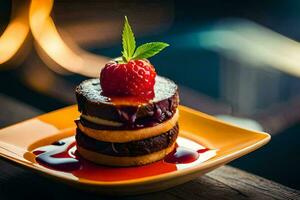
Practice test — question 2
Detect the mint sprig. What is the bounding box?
[133,42,169,59]
[120,16,169,63]
[122,16,136,62]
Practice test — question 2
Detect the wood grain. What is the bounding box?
[0,94,42,128]
[0,158,299,200]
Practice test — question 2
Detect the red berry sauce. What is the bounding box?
[32,136,216,182]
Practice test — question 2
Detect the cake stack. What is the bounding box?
[75,76,179,166]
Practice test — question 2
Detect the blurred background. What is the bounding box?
[1,0,300,189]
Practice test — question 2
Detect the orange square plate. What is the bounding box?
[0,105,270,195]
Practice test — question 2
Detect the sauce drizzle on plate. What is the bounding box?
[33,136,216,182]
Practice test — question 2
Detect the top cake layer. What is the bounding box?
[75,76,179,125]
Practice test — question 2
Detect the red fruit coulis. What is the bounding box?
[33,136,216,182]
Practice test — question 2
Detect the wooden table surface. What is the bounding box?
[0,94,299,200]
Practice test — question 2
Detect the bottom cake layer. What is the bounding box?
[77,144,176,167]
[76,123,179,157]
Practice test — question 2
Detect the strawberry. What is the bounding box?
[100,59,156,98]
[100,16,169,99]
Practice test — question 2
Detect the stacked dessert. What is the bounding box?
[75,17,180,166]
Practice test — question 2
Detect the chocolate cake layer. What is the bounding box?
[76,123,179,157]
[76,110,173,130]
[75,76,179,125]
[77,144,176,167]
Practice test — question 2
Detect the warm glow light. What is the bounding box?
[0,1,29,64]
[3,2,299,79]
[29,0,110,77]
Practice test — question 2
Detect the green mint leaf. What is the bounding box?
[122,16,136,62]
[132,42,169,59]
